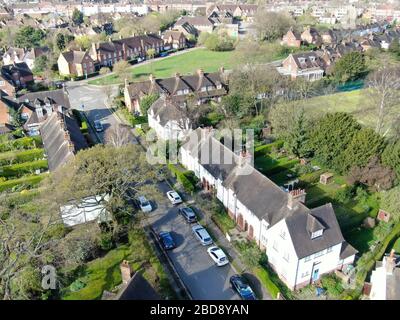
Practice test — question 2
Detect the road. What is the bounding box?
[66,82,119,142]
[147,181,240,300]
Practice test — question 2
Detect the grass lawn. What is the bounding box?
[61,228,175,300]
[293,88,400,136]
[88,49,237,85]
[392,238,400,254]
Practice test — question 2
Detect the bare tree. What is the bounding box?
[366,66,400,136]
[105,124,134,147]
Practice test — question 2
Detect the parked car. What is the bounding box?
[166,190,182,205]
[207,246,229,266]
[94,120,103,132]
[137,196,152,212]
[159,52,169,57]
[192,224,213,246]
[179,207,197,223]
[158,231,176,250]
[230,274,256,300]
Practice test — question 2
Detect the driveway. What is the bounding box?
[147,181,240,300]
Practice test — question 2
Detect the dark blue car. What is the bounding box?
[230,275,256,300]
[158,231,176,250]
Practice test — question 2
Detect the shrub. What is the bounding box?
[334,185,355,204]
[300,170,321,184]
[0,136,42,152]
[320,275,344,297]
[168,163,195,193]
[254,267,280,299]
[0,175,44,192]
[254,141,284,157]
[294,163,314,176]
[0,160,48,178]
[99,232,114,251]
[0,148,45,166]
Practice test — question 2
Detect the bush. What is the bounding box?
[320,275,344,297]
[0,175,44,192]
[294,163,314,176]
[0,148,45,166]
[0,160,48,178]
[99,232,114,251]
[300,170,321,184]
[334,185,355,204]
[167,163,195,193]
[0,136,42,152]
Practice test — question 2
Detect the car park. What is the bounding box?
[207,246,229,266]
[192,224,213,246]
[137,196,152,212]
[230,274,256,300]
[166,190,182,205]
[178,207,197,223]
[158,231,176,250]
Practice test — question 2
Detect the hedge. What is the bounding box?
[254,267,281,299]
[0,175,44,192]
[262,158,299,176]
[72,109,88,134]
[0,136,42,152]
[254,141,284,157]
[167,163,195,193]
[0,148,45,166]
[0,160,48,178]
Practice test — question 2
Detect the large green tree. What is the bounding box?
[72,8,84,26]
[14,26,46,49]
[332,52,366,83]
[382,140,400,180]
[286,108,312,158]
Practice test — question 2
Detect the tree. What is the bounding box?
[308,112,361,170]
[72,9,84,26]
[254,10,295,41]
[32,55,48,75]
[380,186,400,221]
[14,26,46,49]
[286,108,312,158]
[365,66,400,136]
[113,60,131,82]
[105,124,134,147]
[55,33,74,51]
[339,127,385,174]
[140,94,159,115]
[99,67,110,75]
[381,140,400,180]
[332,52,366,83]
[388,37,400,57]
[348,156,395,191]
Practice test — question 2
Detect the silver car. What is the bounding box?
[192,224,213,246]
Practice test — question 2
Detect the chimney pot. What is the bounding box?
[120,260,132,285]
[288,189,306,210]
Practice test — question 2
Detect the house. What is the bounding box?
[174,16,214,37]
[90,34,164,67]
[147,95,191,141]
[278,52,325,81]
[321,29,338,45]
[281,28,302,48]
[16,89,71,136]
[301,26,322,46]
[1,62,34,90]
[58,50,95,77]
[60,194,111,227]
[369,250,400,300]
[40,111,88,171]
[3,47,49,70]
[162,30,187,50]
[206,4,258,20]
[179,128,357,290]
[124,68,228,114]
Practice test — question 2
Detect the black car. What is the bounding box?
[158,231,176,250]
[179,207,197,223]
[230,275,256,300]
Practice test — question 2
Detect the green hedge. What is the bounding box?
[0,148,45,166]
[254,267,280,299]
[0,136,42,152]
[72,109,88,134]
[0,160,48,178]
[262,159,299,176]
[254,141,284,157]
[167,163,195,193]
[0,175,44,192]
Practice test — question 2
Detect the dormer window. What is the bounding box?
[309,56,316,62]
[298,57,306,64]
[311,229,323,239]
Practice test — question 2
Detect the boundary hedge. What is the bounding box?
[0,148,44,166]
[0,160,48,178]
[0,175,44,192]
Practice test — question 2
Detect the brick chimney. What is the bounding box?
[120,260,132,285]
[197,68,204,78]
[287,189,306,210]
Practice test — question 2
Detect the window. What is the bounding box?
[304,255,312,262]
[183,89,189,94]
[217,83,222,89]
[201,87,207,92]
[301,271,310,278]
[311,229,323,239]
[0,80,4,86]
[314,250,325,258]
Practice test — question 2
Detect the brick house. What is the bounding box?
[124,68,228,114]
[301,26,322,46]
[174,16,214,37]
[3,47,49,70]
[162,30,187,50]
[278,52,325,81]
[89,34,164,67]
[58,50,96,77]
[281,28,302,48]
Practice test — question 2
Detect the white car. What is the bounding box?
[166,190,182,205]
[207,246,229,266]
[192,224,213,246]
[138,196,152,212]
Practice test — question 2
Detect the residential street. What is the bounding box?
[147,181,240,300]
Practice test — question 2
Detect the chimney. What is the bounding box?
[68,140,75,153]
[238,150,251,167]
[124,77,129,87]
[287,189,306,210]
[120,260,132,285]
[219,66,225,74]
[64,131,71,142]
[197,68,204,77]
[175,72,180,79]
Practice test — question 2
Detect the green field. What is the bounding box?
[88,49,237,85]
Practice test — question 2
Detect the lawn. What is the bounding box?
[392,238,400,254]
[294,88,400,136]
[88,49,237,85]
[61,228,175,300]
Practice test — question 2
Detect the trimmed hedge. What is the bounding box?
[0,148,45,166]
[0,175,44,192]
[255,141,284,157]
[0,160,48,178]
[0,136,42,152]
[167,163,195,193]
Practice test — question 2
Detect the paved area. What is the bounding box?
[147,181,240,300]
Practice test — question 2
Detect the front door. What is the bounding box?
[312,267,320,282]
